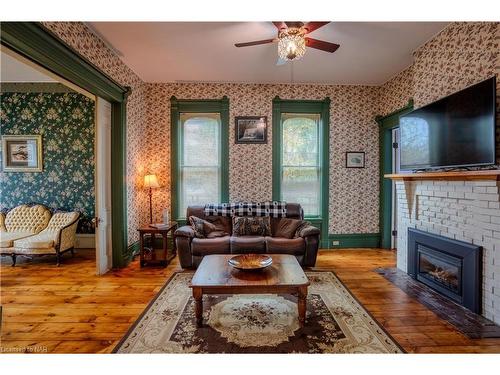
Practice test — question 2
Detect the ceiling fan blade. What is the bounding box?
[305,37,340,53]
[276,57,288,66]
[272,22,287,31]
[303,22,330,34]
[234,38,276,47]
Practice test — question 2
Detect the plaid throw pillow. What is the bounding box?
[232,216,271,236]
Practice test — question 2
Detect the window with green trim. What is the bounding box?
[179,113,221,214]
[170,97,229,220]
[281,113,321,216]
[272,97,330,238]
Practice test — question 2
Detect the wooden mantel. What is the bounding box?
[384,170,500,181]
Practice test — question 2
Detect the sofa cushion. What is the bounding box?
[189,216,217,238]
[265,236,305,255]
[230,236,266,254]
[14,232,55,249]
[232,216,271,236]
[191,236,230,256]
[12,246,57,255]
[189,216,229,238]
[186,206,232,233]
[274,218,304,239]
[0,231,34,248]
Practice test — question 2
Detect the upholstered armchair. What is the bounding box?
[12,211,80,266]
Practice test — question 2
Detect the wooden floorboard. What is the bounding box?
[1,248,500,353]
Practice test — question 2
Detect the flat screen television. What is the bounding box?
[399,77,497,171]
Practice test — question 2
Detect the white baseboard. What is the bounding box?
[75,233,95,249]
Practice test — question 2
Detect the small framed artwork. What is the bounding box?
[235,116,267,144]
[346,151,365,168]
[1,135,43,172]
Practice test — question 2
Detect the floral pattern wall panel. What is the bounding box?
[145,83,381,234]
[42,21,150,244]
[0,89,95,233]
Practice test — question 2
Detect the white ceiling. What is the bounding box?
[88,22,448,85]
[1,51,57,82]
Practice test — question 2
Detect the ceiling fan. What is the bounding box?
[235,22,340,64]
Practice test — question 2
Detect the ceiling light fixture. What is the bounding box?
[277,28,306,61]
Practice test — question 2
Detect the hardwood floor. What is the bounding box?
[1,249,500,353]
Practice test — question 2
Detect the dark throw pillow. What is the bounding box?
[189,216,217,238]
[232,216,271,236]
[274,218,304,239]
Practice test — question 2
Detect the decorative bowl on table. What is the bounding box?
[228,254,273,271]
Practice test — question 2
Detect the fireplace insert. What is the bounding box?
[408,228,482,313]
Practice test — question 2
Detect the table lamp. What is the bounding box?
[144,173,160,223]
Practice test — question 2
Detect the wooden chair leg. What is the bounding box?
[70,248,75,257]
[56,253,61,267]
[11,254,17,267]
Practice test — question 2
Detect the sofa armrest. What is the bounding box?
[174,225,195,268]
[297,225,320,238]
[58,220,79,252]
[175,225,195,238]
[297,224,320,267]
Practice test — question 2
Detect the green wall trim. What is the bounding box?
[127,241,140,260]
[327,233,381,248]
[375,99,414,249]
[272,97,330,246]
[170,96,230,221]
[0,22,128,103]
[1,22,130,268]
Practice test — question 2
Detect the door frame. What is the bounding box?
[1,22,131,267]
[376,99,413,249]
[95,97,113,274]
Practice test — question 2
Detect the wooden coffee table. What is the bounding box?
[189,254,310,327]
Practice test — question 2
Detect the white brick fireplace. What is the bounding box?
[395,178,500,324]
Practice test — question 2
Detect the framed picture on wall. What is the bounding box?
[346,151,365,168]
[1,135,43,172]
[235,116,267,144]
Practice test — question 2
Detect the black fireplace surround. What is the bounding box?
[408,228,482,313]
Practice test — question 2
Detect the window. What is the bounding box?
[272,97,330,244]
[179,113,221,215]
[281,113,321,216]
[171,97,229,220]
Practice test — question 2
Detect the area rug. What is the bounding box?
[114,272,403,353]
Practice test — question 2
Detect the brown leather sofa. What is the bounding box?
[174,203,320,268]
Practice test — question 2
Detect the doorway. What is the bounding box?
[0,47,113,273]
[377,101,413,249]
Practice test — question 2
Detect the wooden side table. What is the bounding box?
[137,221,178,267]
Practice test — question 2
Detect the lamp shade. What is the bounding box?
[144,174,160,188]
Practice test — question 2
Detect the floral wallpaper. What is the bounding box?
[42,22,151,244]
[145,83,381,234]
[377,65,414,117]
[0,90,95,233]
[378,22,499,162]
[37,21,499,244]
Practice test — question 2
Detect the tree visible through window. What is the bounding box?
[179,113,221,215]
[281,113,321,216]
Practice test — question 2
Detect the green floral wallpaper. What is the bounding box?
[0,90,95,233]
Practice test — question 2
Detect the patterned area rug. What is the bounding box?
[114,272,403,353]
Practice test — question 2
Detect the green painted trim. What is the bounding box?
[376,100,414,249]
[0,22,128,103]
[328,233,381,248]
[1,22,130,268]
[272,97,330,246]
[170,96,230,221]
[111,101,129,267]
[127,241,140,258]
